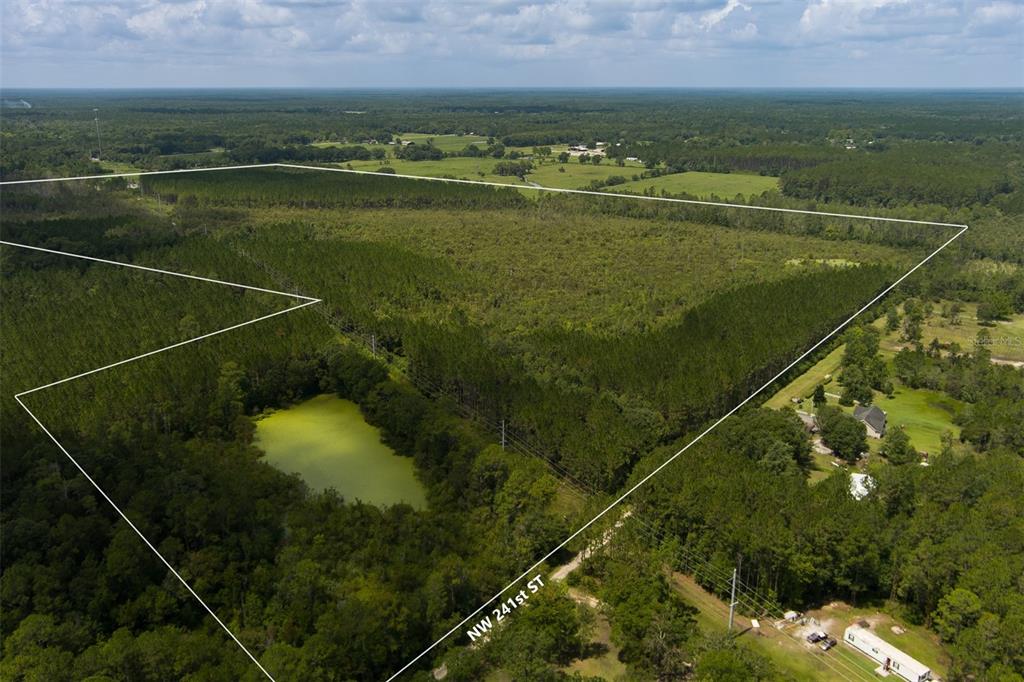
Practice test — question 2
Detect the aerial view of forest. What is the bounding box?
[2,0,1024,677]
[2,86,1021,682]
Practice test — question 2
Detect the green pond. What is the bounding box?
[255,394,427,509]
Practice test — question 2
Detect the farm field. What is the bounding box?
[605,170,780,199]
[391,132,491,151]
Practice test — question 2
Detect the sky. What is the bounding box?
[1,0,1022,89]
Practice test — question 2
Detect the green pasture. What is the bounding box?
[392,132,491,151]
[339,155,644,191]
[604,171,780,199]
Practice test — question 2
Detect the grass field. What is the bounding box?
[764,344,845,410]
[879,300,1024,363]
[392,132,491,151]
[604,170,780,199]
[317,139,783,198]
[341,156,648,191]
[865,385,963,455]
[526,159,642,188]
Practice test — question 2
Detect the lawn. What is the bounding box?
[764,344,844,410]
[868,385,963,456]
[604,170,780,199]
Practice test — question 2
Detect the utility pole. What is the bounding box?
[500,419,506,450]
[371,334,376,357]
[93,108,102,160]
[728,567,738,632]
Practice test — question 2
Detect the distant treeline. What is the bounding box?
[226,142,385,164]
[143,167,529,209]
[3,90,1022,182]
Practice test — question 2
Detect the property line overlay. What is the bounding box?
[0,165,969,682]
[384,224,967,682]
[2,240,322,682]
[1,162,968,229]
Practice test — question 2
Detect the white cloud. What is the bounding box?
[974,0,1024,22]
[701,0,750,31]
[1,0,1020,86]
[799,0,911,35]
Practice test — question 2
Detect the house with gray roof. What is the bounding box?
[853,405,887,439]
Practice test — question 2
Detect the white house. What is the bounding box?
[844,625,931,682]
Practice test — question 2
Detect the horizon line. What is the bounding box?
[3,85,1023,93]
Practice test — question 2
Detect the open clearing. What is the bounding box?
[805,602,950,679]
[341,155,646,190]
[603,170,780,199]
[670,573,877,681]
[880,300,1024,363]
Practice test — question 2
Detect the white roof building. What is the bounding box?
[844,625,931,682]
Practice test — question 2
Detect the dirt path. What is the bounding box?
[550,511,632,582]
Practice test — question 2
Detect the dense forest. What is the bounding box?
[2,91,1022,681]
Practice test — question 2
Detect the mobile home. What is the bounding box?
[843,625,931,682]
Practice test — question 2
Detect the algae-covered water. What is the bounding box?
[255,394,427,509]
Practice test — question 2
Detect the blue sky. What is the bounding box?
[2,0,1022,88]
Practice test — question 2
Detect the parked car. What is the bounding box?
[806,631,825,643]
[820,636,838,651]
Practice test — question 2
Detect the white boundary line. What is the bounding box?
[384,223,967,681]
[2,163,969,681]
[3,240,322,682]
[1,162,968,229]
